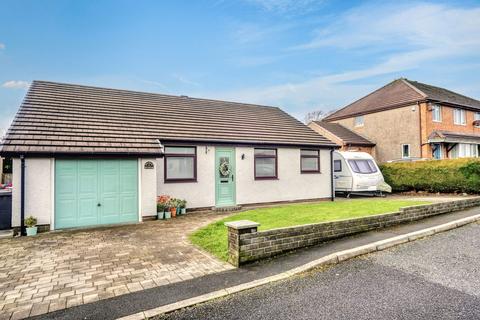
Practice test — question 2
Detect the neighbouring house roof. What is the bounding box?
[428,130,480,144]
[324,78,480,121]
[0,81,337,156]
[312,121,375,147]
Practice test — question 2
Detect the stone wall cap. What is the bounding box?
[225,220,260,229]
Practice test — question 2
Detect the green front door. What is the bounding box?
[215,148,236,207]
[55,159,138,229]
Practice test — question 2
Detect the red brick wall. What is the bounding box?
[421,103,480,159]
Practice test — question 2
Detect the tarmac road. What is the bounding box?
[157,222,480,320]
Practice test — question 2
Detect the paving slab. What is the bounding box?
[0,212,233,319]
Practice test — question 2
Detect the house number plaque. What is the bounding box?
[144,161,155,169]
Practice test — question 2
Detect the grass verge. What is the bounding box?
[189,199,430,261]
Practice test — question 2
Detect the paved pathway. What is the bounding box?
[0,212,233,320]
[158,221,480,320]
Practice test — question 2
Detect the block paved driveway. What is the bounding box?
[0,212,233,320]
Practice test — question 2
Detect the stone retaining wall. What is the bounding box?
[226,197,480,266]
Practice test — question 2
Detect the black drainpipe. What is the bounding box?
[20,155,26,236]
[330,148,335,201]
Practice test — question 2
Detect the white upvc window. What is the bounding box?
[453,143,479,158]
[354,116,364,127]
[475,112,480,127]
[432,104,442,122]
[402,144,410,158]
[453,109,466,125]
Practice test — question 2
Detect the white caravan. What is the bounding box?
[333,151,391,197]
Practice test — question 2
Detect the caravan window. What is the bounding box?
[333,160,342,172]
[348,159,377,174]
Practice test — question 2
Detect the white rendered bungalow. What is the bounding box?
[0,81,338,233]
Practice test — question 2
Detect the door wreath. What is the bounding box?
[219,160,231,176]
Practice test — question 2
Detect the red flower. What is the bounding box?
[157,195,170,204]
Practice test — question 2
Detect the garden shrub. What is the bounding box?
[379,158,480,194]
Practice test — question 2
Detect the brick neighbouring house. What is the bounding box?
[323,78,480,163]
[308,121,375,156]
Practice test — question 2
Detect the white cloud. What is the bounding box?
[172,74,200,87]
[139,79,167,89]
[209,2,480,119]
[293,3,480,52]
[2,81,30,89]
[0,43,5,50]
[245,0,319,14]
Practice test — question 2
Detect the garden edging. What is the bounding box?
[227,197,480,266]
[117,212,480,320]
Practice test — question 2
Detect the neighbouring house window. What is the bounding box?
[333,160,342,172]
[300,149,320,173]
[354,116,364,127]
[402,144,410,158]
[475,112,480,127]
[164,146,196,182]
[432,104,442,122]
[348,160,377,174]
[453,143,479,158]
[254,148,277,179]
[453,109,466,125]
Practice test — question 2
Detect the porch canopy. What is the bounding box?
[428,131,480,145]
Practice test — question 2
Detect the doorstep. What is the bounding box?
[0,229,13,239]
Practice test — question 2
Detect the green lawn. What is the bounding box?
[189,199,430,261]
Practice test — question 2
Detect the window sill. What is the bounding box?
[301,171,321,174]
[255,177,279,181]
[164,179,197,184]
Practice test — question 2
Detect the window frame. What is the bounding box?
[354,115,364,127]
[432,104,442,122]
[402,144,410,158]
[163,146,197,183]
[254,148,278,180]
[348,159,378,174]
[300,149,321,174]
[333,160,342,172]
[475,112,480,128]
[453,108,466,126]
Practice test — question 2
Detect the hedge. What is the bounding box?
[379,158,480,194]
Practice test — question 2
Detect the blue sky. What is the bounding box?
[1,0,480,133]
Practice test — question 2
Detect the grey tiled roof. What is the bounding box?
[313,121,375,146]
[0,81,336,155]
[325,78,480,121]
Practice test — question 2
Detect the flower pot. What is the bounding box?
[157,211,164,220]
[170,207,176,218]
[164,211,171,219]
[26,226,37,236]
[181,208,187,214]
[176,207,181,215]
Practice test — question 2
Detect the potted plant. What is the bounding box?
[176,198,182,216]
[25,216,38,236]
[157,202,166,220]
[158,195,171,219]
[169,198,177,218]
[157,195,170,220]
[180,199,187,215]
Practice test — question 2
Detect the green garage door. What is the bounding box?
[55,159,138,229]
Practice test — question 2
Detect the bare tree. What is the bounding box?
[303,109,337,124]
